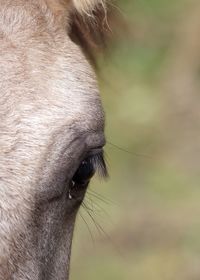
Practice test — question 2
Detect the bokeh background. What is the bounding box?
[71,1,200,279]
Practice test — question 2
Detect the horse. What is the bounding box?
[0,0,108,279]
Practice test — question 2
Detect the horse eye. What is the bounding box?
[68,156,96,200]
[68,152,107,200]
[72,156,96,186]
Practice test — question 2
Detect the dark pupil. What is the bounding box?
[72,157,95,185]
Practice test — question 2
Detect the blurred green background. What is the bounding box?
[71,1,200,279]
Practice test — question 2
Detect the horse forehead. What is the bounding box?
[26,44,104,130]
[1,77,103,144]
[0,36,104,134]
[0,0,104,137]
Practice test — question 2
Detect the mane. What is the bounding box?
[69,0,111,65]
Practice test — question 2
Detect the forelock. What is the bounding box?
[72,0,106,14]
[69,0,109,65]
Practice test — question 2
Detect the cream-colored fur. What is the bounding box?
[0,0,105,279]
[73,0,105,13]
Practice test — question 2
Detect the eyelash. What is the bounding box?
[88,152,108,179]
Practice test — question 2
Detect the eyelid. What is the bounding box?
[87,147,104,157]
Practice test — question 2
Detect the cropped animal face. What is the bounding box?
[0,0,107,279]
